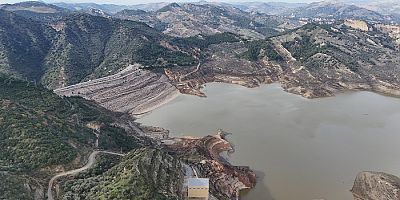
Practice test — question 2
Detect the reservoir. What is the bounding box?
[137,82,400,200]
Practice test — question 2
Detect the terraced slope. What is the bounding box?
[54,65,179,115]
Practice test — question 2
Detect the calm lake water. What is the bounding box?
[137,83,400,200]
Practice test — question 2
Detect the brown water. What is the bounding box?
[137,83,400,200]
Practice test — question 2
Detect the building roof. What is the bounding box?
[188,178,209,187]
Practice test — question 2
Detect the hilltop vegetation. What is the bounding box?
[0,76,142,172]
[114,3,295,39]
[0,1,70,22]
[60,149,184,200]
[0,9,196,89]
[0,174,35,200]
[240,39,283,61]
[0,10,54,81]
[172,32,240,50]
[290,2,385,22]
[0,75,189,200]
[278,22,400,73]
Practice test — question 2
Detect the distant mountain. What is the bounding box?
[0,1,66,13]
[54,2,169,13]
[231,2,307,15]
[54,2,129,13]
[0,1,71,22]
[290,2,386,22]
[355,1,400,22]
[115,3,299,39]
[128,2,171,11]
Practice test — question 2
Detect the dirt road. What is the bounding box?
[47,151,125,200]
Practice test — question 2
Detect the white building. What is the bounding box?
[187,178,209,199]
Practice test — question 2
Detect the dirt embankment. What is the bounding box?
[54,65,179,116]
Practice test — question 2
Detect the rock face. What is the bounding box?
[163,130,256,200]
[375,24,400,46]
[351,171,400,200]
[344,19,369,31]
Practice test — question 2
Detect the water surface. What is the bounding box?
[137,83,400,200]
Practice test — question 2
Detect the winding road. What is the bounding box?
[47,151,125,200]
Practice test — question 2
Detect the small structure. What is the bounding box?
[187,178,209,199]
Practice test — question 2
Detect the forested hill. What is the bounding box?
[0,76,142,173]
[0,76,185,200]
[0,9,196,89]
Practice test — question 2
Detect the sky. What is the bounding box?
[0,0,320,5]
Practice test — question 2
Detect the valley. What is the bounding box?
[1,0,400,200]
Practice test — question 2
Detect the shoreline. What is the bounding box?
[162,130,257,200]
[53,67,400,200]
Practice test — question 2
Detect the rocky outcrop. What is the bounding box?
[163,130,256,200]
[344,19,369,31]
[351,171,400,200]
[375,24,400,46]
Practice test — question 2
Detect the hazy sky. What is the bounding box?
[1,0,318,5]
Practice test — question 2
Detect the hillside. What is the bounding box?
[0,10,54,81]
[59,149,185,200]
[0,1,71,22]
[355,0,400,22]
[0,76,144,172]
[0,9,196,89]
[115,3,297,39]
[231,2,307,15]
[0,76,175,200]
[270,21,400,97]
[0,75,153,199]
[163,20,400,98]
[290,2,386,22]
